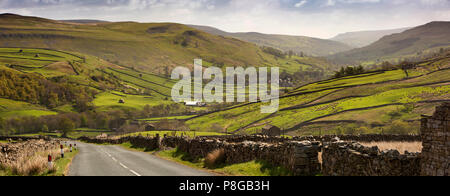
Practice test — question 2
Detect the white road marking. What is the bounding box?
[129,170,142,176]
[119,163,128,169]
[101,148,141,176]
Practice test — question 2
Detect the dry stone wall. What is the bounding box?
[0,136,51,141]
[420,103,450,176]
[322,140,421,176]
[321,102,449,176]
[0,139,60,167]
[296,134,421,143]
[80,135,321,176]
[200,134,421,144]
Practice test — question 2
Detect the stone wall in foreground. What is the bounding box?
[0,139,60,167]
[199,134,421,144]
[80,136,321,176]
[322,140,421,176]
[420,103,449,176]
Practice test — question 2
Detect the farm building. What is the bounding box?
[261,125,282,136]
[185,101,206,107]
[145,123,156,131]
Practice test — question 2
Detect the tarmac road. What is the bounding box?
[68,142,213,176]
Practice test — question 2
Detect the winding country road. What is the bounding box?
[68,142,213,176]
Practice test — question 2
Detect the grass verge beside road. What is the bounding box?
[158,148,292,176]
[0,148,78,176]
[54,149,79,176]
[117,143,292,176]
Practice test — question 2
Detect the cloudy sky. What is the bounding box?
[1,0,450,38]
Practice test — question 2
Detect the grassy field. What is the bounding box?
[186,58,450,135]
[0,48,84,78]
[138,115,197,122]
[0,48,82,67]
[0,98,58,118]
[93,91,172,111]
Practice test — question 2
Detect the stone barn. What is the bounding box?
[145,123,156,131]
[261,125,282,136]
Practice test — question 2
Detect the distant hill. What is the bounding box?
[329,22,450,64]
[0,13,336,75]
[189,25,354,57]
[59,19,110,24]
[330,27,411,48]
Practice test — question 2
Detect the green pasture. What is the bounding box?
[93,91,172,110]
[0,98,57,118]
[138,115,197,122]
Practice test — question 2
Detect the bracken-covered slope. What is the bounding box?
[0,14,333,75]
[189,25,354,57]
[329,22,450,64]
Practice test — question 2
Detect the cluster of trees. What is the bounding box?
[0,102,197,136]
[0,114,77,136]
[333,65,365,79]
[262,46,286,59]
[280,69,326,87]
[0,69,97,109]
[286,50,306,58]
[140,103,194,119]
[262,46,308,59]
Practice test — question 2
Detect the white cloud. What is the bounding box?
[1,0,449,39]
[295,0,308,8]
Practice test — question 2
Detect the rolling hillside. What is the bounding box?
[189,25,354,57]
[330,27,410,48]
[0,13,334,75]
[0,47,179,117]
[329,22,450,64]
[186,52,450,136]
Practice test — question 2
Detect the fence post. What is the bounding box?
[60,144,64,158]
[48,155,53,169]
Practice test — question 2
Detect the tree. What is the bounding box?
[400,61,414,78]
[288,50,294,58]
[41,124,49,133]
[74,96,94,112]
[356,65,365,74]
[48,92,59,108]
[80,114,88,128]
[59,117,75,137]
